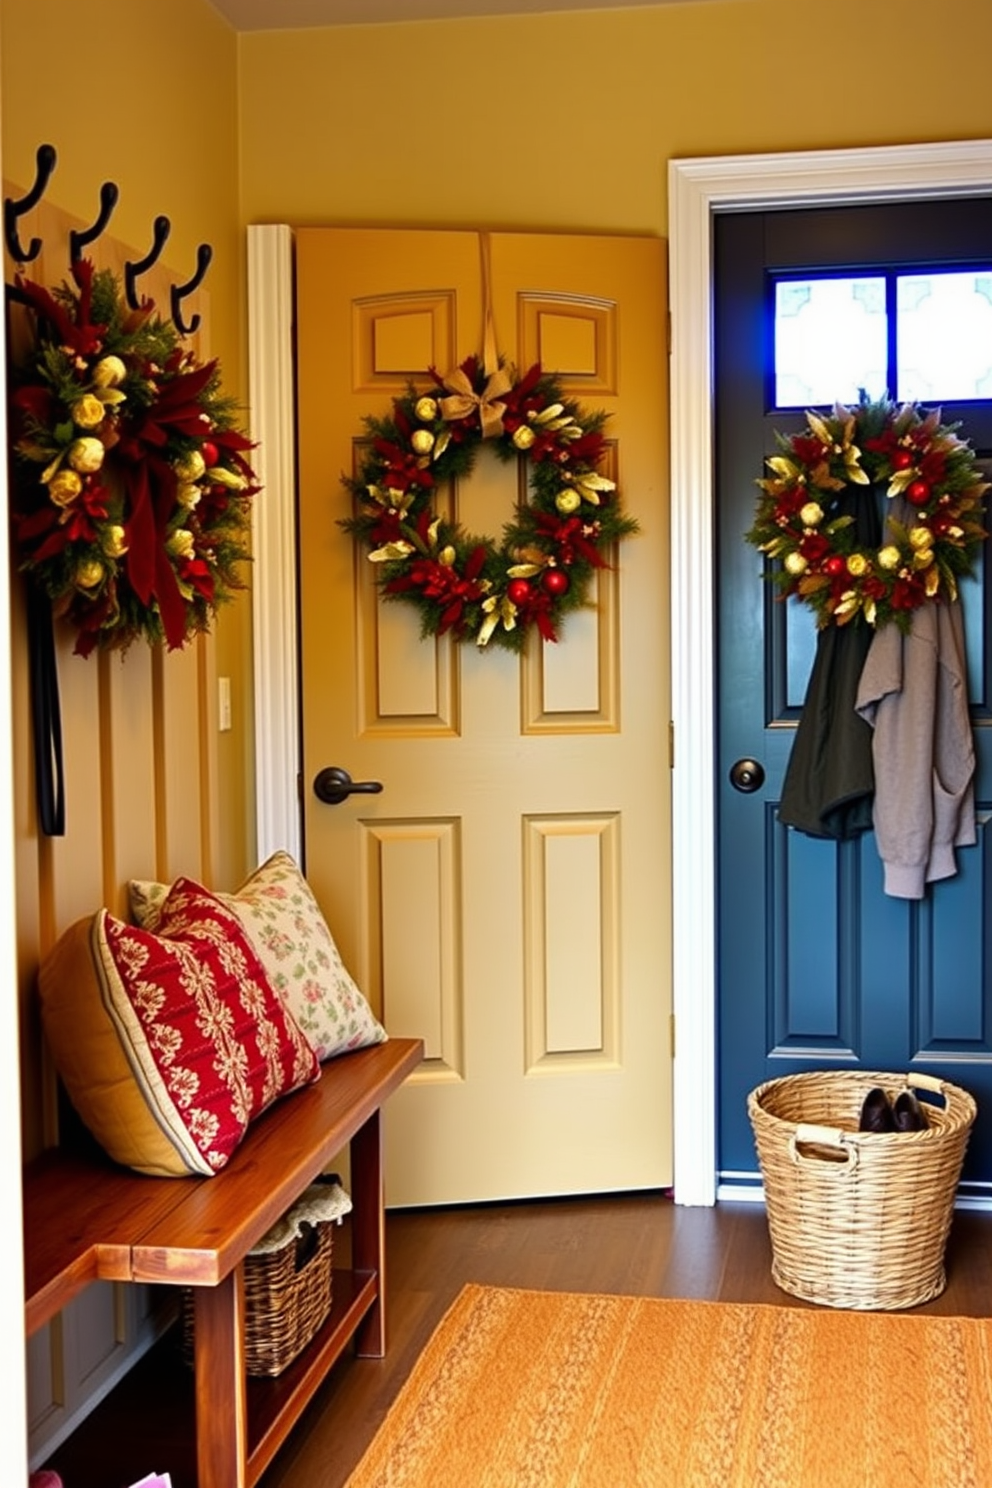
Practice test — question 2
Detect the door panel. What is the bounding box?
[715,198,992,1194]
[295,229,671,1206]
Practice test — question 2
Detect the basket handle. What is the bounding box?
[789,1123,858,1170]
[903,1072,946,1101]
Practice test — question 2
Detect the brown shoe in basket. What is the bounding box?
[859,1087,896,1132]
[893,1090,928,1132]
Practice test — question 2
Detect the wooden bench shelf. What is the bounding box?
[24,1036,423,1488]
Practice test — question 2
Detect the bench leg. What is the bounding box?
[350,1108,386,1357]
[193,1268,247,1487]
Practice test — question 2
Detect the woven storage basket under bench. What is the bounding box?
[748,1069,976,1311]
[182,1177,352,1376]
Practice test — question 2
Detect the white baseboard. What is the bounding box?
[28,1299,178,1471]
[717,1178,992,1213]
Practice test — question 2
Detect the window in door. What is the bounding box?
[771,266,992,408]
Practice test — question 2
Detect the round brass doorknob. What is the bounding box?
[729,758,765,794]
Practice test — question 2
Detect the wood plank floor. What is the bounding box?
[257,1193,992,1487]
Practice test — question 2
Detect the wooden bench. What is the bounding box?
[23,1036,424,1488]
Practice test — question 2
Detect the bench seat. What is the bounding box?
[24,1036,423,1488]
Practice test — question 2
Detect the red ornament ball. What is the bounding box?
[542,568,570,596]
[202,440,219,469]
[906,479,931,506]
[891,449,914,471]
[824,555,846,577]
[507,578,532,605]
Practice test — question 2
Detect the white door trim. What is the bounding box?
[668,138,992,1207]
[247,139,992,1208]
[248,224,302,866]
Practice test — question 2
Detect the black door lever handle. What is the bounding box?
[313,766,384,806]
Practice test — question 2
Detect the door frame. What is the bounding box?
[668,137,992,1205]
[246,136,992,1208]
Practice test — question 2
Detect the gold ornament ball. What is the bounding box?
[67,437,105,474]
[71,393,106,430]
[877,545,901,570]
[74,558,105,591]
[47,469,83,507]
[176,482,202,511]
[415,396,439,422]
[167,529,196,561]
[91,355,127,389]
[410,429,435,455]
[175,449,206,483]
[102,524,128,559]
[512,426,536,451]
[555,488,582,514]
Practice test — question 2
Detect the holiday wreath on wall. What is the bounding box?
[342,354,636,651]
[8,257,259,657]
[746,395,988,629]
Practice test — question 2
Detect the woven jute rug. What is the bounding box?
[346,1283,992,1487]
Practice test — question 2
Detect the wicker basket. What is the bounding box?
[747,1069,975,1311]
[182,1179,351,1377]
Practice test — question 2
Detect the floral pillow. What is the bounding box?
[129,851,387,1061]
[38,879,321,1177]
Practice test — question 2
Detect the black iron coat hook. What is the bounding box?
[4,143,57,263]
[69,182,120,263]
[124,215,172,310]
[171,243,213,336]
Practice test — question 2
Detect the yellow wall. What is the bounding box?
[3,0,988,929]
[1,0,254,891]
[237,0,992,233]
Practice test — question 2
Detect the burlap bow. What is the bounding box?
[439,364,513,440]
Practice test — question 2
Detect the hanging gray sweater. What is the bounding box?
[855,596,976,899]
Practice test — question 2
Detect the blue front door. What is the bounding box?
[715,197,992,1198]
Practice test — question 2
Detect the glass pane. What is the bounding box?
[774,277,887,408]
[897,271,992,402]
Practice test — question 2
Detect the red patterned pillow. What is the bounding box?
[39,878,320,1176]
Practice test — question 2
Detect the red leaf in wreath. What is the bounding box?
[498,363,543,416]
[213,426,257,457]
[414,508,434,545]
[58,509,101,547]
[369,510,404,545]
[16,506,59,542]
[123,463,158,605]
[72,594,115,658]
[24,525,69,563]
[154,540,190,650]
[14,259,107,358]
[799,533,830,563]
[792,435,829,465]
[12,383,55,425]
[892,575,925,610]
[919,448,948,486]
[532,512,607,568]
[137,361,219,444]
[373,439,435,493]
[180,555,215,602]
[565,431,606,466]
[438,600,465,635]
[515,587,558,643]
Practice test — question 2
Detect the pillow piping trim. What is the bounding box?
[91,912,215,1177]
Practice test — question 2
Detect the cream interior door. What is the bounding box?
[295,228,671,1205]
